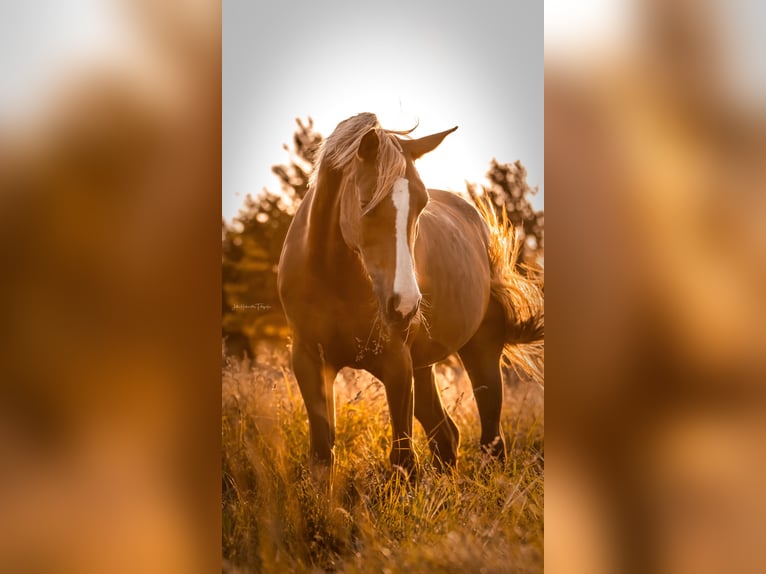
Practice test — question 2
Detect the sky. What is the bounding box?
[2,2,762,224]
[223,0,543,222]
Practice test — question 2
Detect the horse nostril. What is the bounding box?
[387,294,401,317]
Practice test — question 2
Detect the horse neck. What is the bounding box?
[306,167,361,276]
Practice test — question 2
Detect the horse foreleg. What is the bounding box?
[291,340,338,470]
[414,365,460,468]
[373,354,416,474]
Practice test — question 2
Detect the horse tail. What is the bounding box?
[472,192,545,384]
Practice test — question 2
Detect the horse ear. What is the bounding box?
[400,126,458,160]
[356,128,379,162]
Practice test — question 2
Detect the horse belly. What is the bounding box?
[412,216,491,363]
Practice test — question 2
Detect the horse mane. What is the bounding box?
[310,112,412,213]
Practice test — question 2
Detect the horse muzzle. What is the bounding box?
[385,293,421,326]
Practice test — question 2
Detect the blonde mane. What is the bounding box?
[310,112,410,213]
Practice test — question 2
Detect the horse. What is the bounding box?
[277,113,543,475]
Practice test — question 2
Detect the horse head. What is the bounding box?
[340,123,458,328]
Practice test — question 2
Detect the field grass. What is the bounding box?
[222,342,544,573]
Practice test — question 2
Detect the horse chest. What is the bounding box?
[285,286,385,360]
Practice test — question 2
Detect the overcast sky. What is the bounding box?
[223,0,543,221]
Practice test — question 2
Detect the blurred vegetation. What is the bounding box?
[222,118,544,357]
[466,159,544,269]
[222,119,321,355]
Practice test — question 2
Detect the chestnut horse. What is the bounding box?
[278,113,543,474]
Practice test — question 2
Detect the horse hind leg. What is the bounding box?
[458,297,507,461]
[414,365,460,468]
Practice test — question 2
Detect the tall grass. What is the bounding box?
[222,343,543,573]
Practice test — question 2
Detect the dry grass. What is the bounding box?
[222,343,544,573]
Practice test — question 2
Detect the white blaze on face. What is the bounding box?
[391,177,420,316]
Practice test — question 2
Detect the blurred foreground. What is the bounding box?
[545,1,766,573]
[0,2,221,572]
